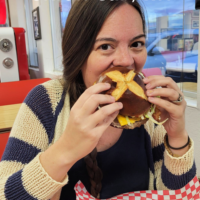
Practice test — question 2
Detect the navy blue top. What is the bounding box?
[60,127,150,199]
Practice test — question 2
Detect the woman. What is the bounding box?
[0,0,196,199]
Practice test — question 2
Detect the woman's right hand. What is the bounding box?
[61,83,123,163]
[39,83,122,183]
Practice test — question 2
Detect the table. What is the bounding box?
[0,104,21,132]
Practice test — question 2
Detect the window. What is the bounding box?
[143,0,199,107]
[49,0,72,72]
[24,0,39,68]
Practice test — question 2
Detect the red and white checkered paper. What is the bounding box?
[74,176,200,200]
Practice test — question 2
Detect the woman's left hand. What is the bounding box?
[143,75,187,139]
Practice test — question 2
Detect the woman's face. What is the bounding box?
[81,4,147,88]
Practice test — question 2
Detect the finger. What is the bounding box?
[143,75,164,84]
[74,83,111,109]
[89,102,123,128]
[146,88,180,102]
[93,110,119,136]
[144,76,180,92]
[80,94,116,116]
[148,96,185,116]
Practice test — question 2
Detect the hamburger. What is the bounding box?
[96,66,167,129]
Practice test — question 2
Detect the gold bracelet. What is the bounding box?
[164,134,191,157]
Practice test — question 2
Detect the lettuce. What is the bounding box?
[145,104,168,125]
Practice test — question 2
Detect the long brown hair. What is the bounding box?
[62,0,146,198]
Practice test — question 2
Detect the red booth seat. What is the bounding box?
[0,132,10,160]
[0,78,51,160]
[0,78,51,106]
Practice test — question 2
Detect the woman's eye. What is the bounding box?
[99,44,111,50]
[131,42,144,48]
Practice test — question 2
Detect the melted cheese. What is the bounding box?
[117,115,142,126]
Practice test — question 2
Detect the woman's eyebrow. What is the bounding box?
[130,34,146,42]
[95,38,116,43]
[95,34,146,43]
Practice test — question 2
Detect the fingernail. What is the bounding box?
[118,102,123,108]
[147,90,153,94]
[148,97,154,101]
[143,77,149,83]
[146,83,151,89]
[105,83,111,87]
[143,77,148,81]
[111,96,115,101]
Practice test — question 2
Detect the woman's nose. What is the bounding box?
[112,48,134,67]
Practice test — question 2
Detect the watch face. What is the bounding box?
[0,39,12,52]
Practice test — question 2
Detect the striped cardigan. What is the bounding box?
[0,79,196,200]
